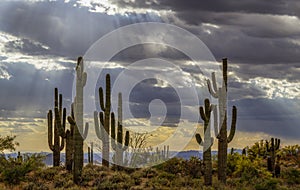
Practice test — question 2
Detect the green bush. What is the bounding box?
[281,168,300,185]
[0,153,45,185]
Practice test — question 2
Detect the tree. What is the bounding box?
[0,135,19,154]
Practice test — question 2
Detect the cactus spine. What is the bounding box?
[48,88,65,167]
[68,57,89,183]
[207,58,237,183]
[195,99,215,186]
[266,138,280,176]
[94,74,111,167]
[111,93,130,168]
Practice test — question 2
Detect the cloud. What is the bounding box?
[0,0,162,58]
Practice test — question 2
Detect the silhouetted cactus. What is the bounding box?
[111,93,130,168]
[88,142,94,164]
[207,58,237,183]
[47,88,65,167]
[242,148,247,156]
[195,99,215,186]
[94,74,111,167]
[266,138,280,176]
[68,57,89,183]
[17,151,23,162]
[153,145,169,162]
[57,103,75,171]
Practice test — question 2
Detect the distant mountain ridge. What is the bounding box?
[4,149,243,166]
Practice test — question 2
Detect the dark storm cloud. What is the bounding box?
[0,61,74,118]
[234,98,300,140]
[112,0,300,17]
[4,38,50,55]
[111,0,300,67]
[0,1,162,58]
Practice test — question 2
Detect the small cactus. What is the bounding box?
[111,93,130,168]
[57,103,75,171]
[266,138,280,177]
[88,142,94,164]
[94,74,112,167]
[48,88,65,167]
[195,99,215,186]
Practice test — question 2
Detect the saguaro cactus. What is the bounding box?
[48,88,65,167]
[68,57,89,183]
[195,99,216,186]
[94,74,111,167]
[111,93,130,168]
[88,142,94,164]
[266,138,280,176]
[57,104,75,171]
[207,58,237,183]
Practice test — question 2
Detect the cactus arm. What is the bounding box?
[99,87,105,111]
[47,110,54,151]
[59,135,65,151]
[100,112,104,126]
[82,72,87,86]
[207,72,219,98]
[105,74,111,111]
[67,116,76,125]
[55,107,66,138]
[82,122,89,140]
[54,88,58,108]
[212,105,220,139]
[222,58,228,91]
[200,106,207,122]
[275,138,280,150]
[111,112,116,150]
[94,111,102,140]
[195,133,203,146]
[266,140,270,152]
[123,131,130,151]
[227,106,237,143]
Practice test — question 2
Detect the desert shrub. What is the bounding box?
[227,152,242,176]
[185,156,203,178]
[233,156,271,182]
[36,166,64,181]
[96,171,134,189]
[154,157,187,175]
[0,153,45,185]
[254,178,279,190]
[22,181,49,190]
[281,168,300,185]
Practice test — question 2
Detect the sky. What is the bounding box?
[0,0,299,152]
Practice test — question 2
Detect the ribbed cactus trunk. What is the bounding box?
[65,129,73,171]
[195,99,215,186]
[207,58,237,183]
[88,142,94,164]
[94,74,111,168]
[57,103,75,172]
[266,138,280,176]
[48,88,65,167]
[111,93,130,169]
[68,57,89,184]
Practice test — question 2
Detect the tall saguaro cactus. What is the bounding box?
[195,99,216,186]
[266,138,280,176]
[111,93,130,168]
[68,57,89,183]
[94,74,111,167]
[48,88,65,167]
[207,58,237,183]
